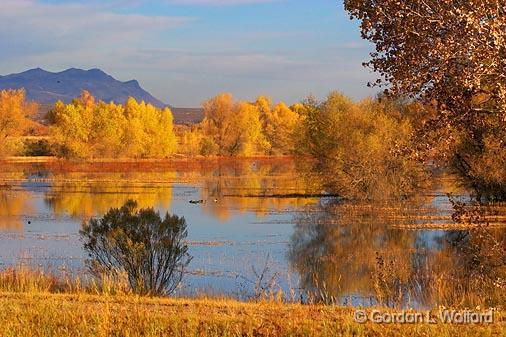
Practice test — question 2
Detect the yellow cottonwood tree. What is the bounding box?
[49,92,95,158]
[179,126,205,156]
[90,101,126,157]
[0,89,37,157]
[50,92,176,159]
[201,94,268,156]
[255,96,272,129]
[201,93,235,155]
[264,102,299,154]
[253,96,300,154]
[232,101,268,156]
[123,98,177,158]
[255,96,273,152]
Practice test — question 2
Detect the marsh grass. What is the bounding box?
[0,267,131,295]
[0,268,60,293]
[0,268,504,336]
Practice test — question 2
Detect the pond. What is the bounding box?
[0,158,505,307]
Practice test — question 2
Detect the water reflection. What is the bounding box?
[38,161,317,221]
[180,160,318,221]
[44,172,176,219]
[0,189,33,231]
[0,159,312,291]
[289,194,506,308]
[2,160,505,307]
[288,199,428,306]
[431,225,506,307]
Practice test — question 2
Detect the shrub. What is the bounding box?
[80,200,192,296]
[23,139,53,156]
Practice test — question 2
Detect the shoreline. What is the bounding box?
[0,155,306,173]
[1,155,300,163]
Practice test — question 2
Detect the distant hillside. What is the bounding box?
[0,68,166,107]
[171,107,204,124]
[0,68,204,124]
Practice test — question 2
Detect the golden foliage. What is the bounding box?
[46,178,174,219]
[49,91,176,159]
[0,190,33,231]
[254,96,300,155]
[344,0,506,199]
[200,93,269,156]
[0,89,37,157]
[178,126,205,156]
[186,93,298,156]
[298,92,426,199]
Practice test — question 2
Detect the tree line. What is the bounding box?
[0,88,411,156]
[0,84,504,200]
[47,91,177,158]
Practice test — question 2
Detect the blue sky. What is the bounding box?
[0,0,376,106]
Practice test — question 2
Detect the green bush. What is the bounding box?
[23,139,53,156]
[80,200,192,296]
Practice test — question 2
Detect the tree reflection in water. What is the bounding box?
[433,219,506,307]
[43,160,318,222]
[289,196,506,308]
[0,189,33,231]
[44,172,176,219]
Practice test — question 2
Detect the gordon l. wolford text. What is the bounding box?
[353,309,494,324]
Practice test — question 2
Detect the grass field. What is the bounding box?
[0,289,504,337]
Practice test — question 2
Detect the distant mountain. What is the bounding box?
[0,68,166,107]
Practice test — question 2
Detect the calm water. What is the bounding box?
[0,159,504,306]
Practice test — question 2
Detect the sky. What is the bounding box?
[0,0,377,107]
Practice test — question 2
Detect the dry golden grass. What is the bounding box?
[0,269,504,337]
[1,291,505,337]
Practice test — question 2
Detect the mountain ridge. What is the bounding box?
[0,68,167,108]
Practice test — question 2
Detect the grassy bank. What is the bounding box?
[0,270,504,336]
[1,291,505,337]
